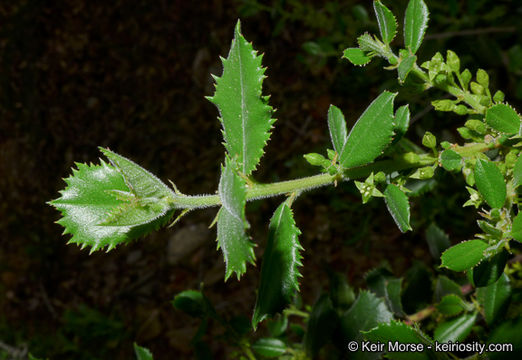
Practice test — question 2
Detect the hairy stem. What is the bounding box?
[169,154,436,210]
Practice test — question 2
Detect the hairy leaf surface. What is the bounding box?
[485,103,521,135]
[253,200,303,329]
[50,160,173,252]
[441,240,488,271]
[342,48,371,66]
[217,159,255,280]
[339,91,397,168]
[373,0,397,44]
[404,0,429,54]
[327,104,348,155]
[384,184,412,232]
[208,21,275,175]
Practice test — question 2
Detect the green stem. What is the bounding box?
[170,155,436,210]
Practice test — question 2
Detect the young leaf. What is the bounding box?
[364,321,432,360]
[134,343,154,360]
[49,161,174,252]
[434,313,477,343]
[440,149,463,172]
[485,103,521,135]
[252,338,287,358]
[437,294,468,317]
[440,240,488,271]
[100,148,175,200]
[217,159,255,280]
[373,0,398,44]
[393,104,410,144]
[384,184,412,232]
[339,91,397,168]
[208,20,275,175]
[342,47,371,66]
[487,317,522,360]
[252,200,303,329]
[357,33,389,58]
[398,54,417,83]
[327,104,348,155]
[477,273,512,326]
[403,0,429,54]
[474,159,506,209]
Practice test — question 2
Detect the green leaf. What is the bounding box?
[373,1,397,44]
[474,159,506,209]
[434,313,477,343]
[486,103,521,135]
[134,343,154,360]
[327,104,348,154]
[217,158,255,280]
[513,154,522,188]
[339,91,397,168]
[252,338,286,358]
[437,294,468,317]
[393,105,410,144]
[472,250,508,287]
[365,267,404,316]
[172,290,209,318]
[440,240,488,271]
[403,0,429,54]
[340,291,393,341]
[384,184,412,232]
[49,159,174,252]
[477,273,511,325]
[425,223,451,260]
[364,321,432,360]
[342,48,371,66]
[398,54,417,82]
[329,271,356,311]
[208,20,275,175]
[357,33,388,58]
[434,275,462,301]
[252,200,303,329]
[304,294,338,357]
[440,149,463,172]
[512,213,522,242]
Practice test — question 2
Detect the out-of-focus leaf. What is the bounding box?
[477,273,511,325]
[252,338,286,358]
[134,343,154,360]
[434,313,477,343]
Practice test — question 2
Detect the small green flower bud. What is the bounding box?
[446,50,460,73]
[432,99,455,112]
[374,171,386,183]
[460,69,472,89]
[457,127,473,139]
[476,69,489,88]
[304,153,329,167]
[410,166,435,179]
[440,141,451,149]
[470,81,484,95]
[505,151,518,168]
[493,90,505,103]
[454,105,469,116]
[403,152,420,163]
[422,131,437,149]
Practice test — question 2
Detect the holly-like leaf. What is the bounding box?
[134,343,154,360]
[434,313,477,343]
[49,159,174,252]
[404,0,429,54]
[440,240,488,271]
[252,200,303,329]
[208,20,275,175]
[425,223,451,260]
[342,48,371,66]
[304,295,338,357]
[364,321,432,360]
[327,104,348,155]
[485,103,521,135]
[339,91,397,168]
[384,184,412,232]
[474,159,506,209]
[252,338,287,358]
[477,273,511,326]
[398,54,417,83]
[373,1,398,44]
[366,268,404,316]
[472,250,508,287]
[217,158,255,280]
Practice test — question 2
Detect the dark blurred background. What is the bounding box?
[0,0,521,358]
